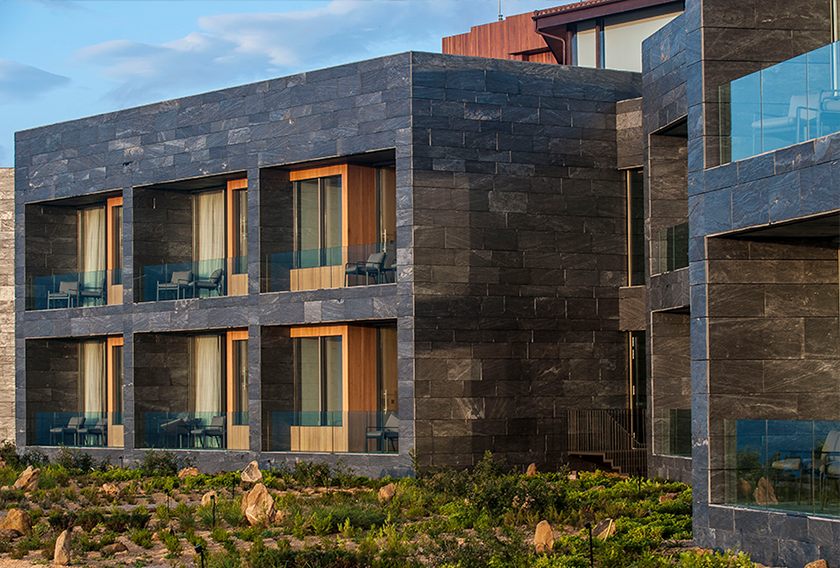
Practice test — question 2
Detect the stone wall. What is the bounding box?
[0,169,12,443]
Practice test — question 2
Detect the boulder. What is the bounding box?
[525,463,537,477]
[54,529,71,565]
[178,467,199,480]
[593,518,615,539]
[753,477,778,506]
[658,492,679,504]
[100,483,120,498]
[201,490,217,507]
[0,528,21,539]
[0,509,31,534]
[587,485,606,492]
[378,483,396,504]
[241,461,263,484]
[14,466,39,492]
[804,561,829,568]
[534,520,554,553]
[101,542,128,556]
[241,483,276,525]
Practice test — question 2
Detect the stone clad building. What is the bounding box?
[13,0,840,564]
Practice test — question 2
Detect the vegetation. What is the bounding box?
[0,444,763,567]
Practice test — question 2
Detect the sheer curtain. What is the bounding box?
[79,206,106,288]
[194,191,225,277]
[191,335,222,414]
[80,341,105,416]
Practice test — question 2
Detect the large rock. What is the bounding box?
[178,467,199,480]
[201,490,217,507]
[14,466,39,492]
[805,561,828,568]
[54,529,71,565]
[378,483,396,504]
[0,509,31,534]
[525,463,537,477]
[101,542,128,556]
[534,520,554,553]
[241,461,262,484]
[658,492,679,504]
[593,518,615,539]
[100,483,120,498]
[240,483,276,525]
[754,477,778,506]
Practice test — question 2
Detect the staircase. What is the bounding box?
[566,409,647,477]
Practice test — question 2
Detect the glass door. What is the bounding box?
[107,197,123,304]
[226,179,248,296]
[226,330,249,449]
[106,336,123,447]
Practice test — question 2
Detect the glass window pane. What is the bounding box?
[324,336,342,415]
[233,189,247,273]
[233,339,247,415]
[628,170,645,286]
[112,345,123,420]
[296,179,320,253]
[574,21,597,68]
[603,6,681,72]
[323,176,342,266]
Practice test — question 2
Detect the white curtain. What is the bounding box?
[80,341,105,415]
[194,191,225,276]
[79,206,105,284]
[191,335,222,414]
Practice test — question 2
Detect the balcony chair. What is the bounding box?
[160,417,191,448]
[47,280,78,309]
[818,90,840,136]
[381,259,397,283]
[156,270,193,301]
[344,251,386,286]
[366,412,399,452]
[78,277,106,306]
[193,268,224,297]
[49,416,85,446]
[771,455,802,505]
[751,94,820,149]
[818,430,840,509]
[77,419,106,446]
[204,416,226,448]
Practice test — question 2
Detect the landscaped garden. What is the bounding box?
[0,444,760,567]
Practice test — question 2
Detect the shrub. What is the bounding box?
[55,446,95,472]
[139,450,193,477]
[131,528,154,549]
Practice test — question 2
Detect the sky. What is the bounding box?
[0,0,570,168]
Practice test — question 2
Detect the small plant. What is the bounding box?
[160,529,182,557]
[131,528,154,549]
[56,446,95,472]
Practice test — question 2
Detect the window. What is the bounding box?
[78,206,106,307]
[295,335,343,426]
[627,169,645,286]
[295,175,342,268]
[107,197,123,302]
[227,179,248,295]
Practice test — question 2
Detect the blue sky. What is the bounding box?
[0,0,568,167]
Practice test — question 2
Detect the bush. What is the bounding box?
[131,528,154,549]
[55,446,95,472]
[139,450,191,477]
[0,441,22,470]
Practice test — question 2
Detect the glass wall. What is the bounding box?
[651,222,688,274]
[721,41,840,163]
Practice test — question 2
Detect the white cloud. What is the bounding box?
[0,60,70,103]
[72,0,556,106]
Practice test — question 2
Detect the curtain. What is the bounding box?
[80,341,105,415]
[191,335,222,414]
[194,191,225,276]
[79,206,106,286]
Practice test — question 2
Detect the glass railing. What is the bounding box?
[660,408,691,457]
[651,222,688,275]
[136,411,248,450]
[138,257,245,302]
[720,41,840,163]
[725,419,840,516]
[28,269,120,310]
[265,242,396,293]
[264,411,399,454]
[33,412,121,447]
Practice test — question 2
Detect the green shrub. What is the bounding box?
[131,528,154,549]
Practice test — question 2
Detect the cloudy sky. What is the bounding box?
[0,0,568,167]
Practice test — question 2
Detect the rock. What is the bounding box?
[525,463,537,477]
[241,483,276,525]
[587,485,606,492]
[101,542,128,556]
[659,492,679,504]
[753,477,778,506]
[805,561,829,568]
[14,466,39,492]
[534,520,554,553]
[0,528,21,539]
[0,509,31,534]
[241,461,263,484]
[378,483,396,504]
[100,483,120,498]
[593,518,615,539]
[178,467,199,480]
[201,490,217,507]
[737,478,752,500]
[568,471,578,481]
[54,529,71,565]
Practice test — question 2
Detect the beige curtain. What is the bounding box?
[79,206,105,283]
[194,191,225,276]
[191,335,222,414]
[79,341,105,415]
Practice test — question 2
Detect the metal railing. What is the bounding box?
[566,409,647,476]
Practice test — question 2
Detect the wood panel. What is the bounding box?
[290,426,348,452]
[106,336,124,448]
[442,11,554,61]
[106,197,123,306]
[226,329,249,450]
[290,265,344,291]
[345,165,377,247]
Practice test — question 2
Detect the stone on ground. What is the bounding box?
[526,463,537,477]
[804,560,828,568]
[659,492,679,503]
[178,467,199,480]
[101,542,128,556]
[54,529,71,565]
[241,483,276,525]
[594,518,615,539]
[14,466,39,491]
[241,461,263,483]
[201,490,217,507]
[0,509,31,534]
[100,483,120,498]
[534,520,554,553]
